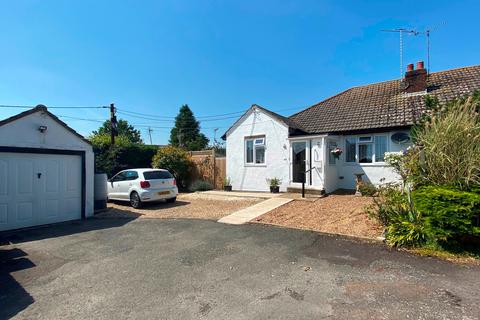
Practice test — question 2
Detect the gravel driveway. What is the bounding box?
[1,219,480,319]
[98,192,262,220]
[255,193,383,239]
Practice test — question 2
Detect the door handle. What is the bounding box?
[37,173,42,179]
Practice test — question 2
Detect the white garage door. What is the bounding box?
[0,152,82,231]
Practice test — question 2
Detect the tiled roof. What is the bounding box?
[288,65,480,134]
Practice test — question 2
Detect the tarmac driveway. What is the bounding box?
[1,218,479,319]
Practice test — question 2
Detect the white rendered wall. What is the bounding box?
[225,110,290,192]
[0,111,95,217]
[335,131,411,190]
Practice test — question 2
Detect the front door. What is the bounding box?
[292,141,307,183]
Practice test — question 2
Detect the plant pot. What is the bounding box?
[270,186,280,193]
[223,185,232,192]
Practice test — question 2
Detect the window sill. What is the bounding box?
[343,162,386,167]
[244,164,267,167]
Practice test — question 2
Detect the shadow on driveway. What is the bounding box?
[0,248,35,319]
[0,214,140,245]
[109,199,190,211]
[0,213,141,318]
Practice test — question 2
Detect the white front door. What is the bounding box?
[0,153,82,231]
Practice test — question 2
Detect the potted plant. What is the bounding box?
[330,147,343,159]
[267,177,281,193]
[223,177,232,191]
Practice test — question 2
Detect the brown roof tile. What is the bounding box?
[288,65,480,134]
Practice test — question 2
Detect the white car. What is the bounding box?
[107,168,178,208]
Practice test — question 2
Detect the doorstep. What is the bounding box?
[286,187,325,195]
[201,190,281,199]
[218,198,293,225]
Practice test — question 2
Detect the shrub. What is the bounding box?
[358,182,377,196]
[412,95,480,189]
[151,146,195,190]
[189,179,214,192]
[223,177,231,187]
[385,210,428,247]
[412,186,480,242]
[369,184,480,247]
[367,183,428,247]
[367,183,405,226]
[266,177,281,187]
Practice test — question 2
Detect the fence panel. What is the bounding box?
[189,150,226,189]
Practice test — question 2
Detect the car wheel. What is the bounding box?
[166,197,176,204]
[130,191,142,208]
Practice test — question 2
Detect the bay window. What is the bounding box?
[245,136,265,165]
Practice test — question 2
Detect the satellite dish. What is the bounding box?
[391,132,410,144]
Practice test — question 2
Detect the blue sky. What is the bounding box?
[0,0,478,145]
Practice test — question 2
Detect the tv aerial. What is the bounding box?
[381,28,420,78]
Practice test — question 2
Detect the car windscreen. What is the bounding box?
[143,171,173,180]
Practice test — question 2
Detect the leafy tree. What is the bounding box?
[91,119,142,144]
[169,104,209,151]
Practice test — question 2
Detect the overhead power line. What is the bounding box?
[116,110,242,122]
[0,104,303,122]
[116,108,248,119]
[0,104,105,109]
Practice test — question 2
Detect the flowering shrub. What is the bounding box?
[384,151,403,168]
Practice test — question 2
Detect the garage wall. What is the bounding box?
[0,110,94,218]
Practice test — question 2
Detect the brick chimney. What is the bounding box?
[404,61,427,93]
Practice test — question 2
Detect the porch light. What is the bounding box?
[38,125,47,133]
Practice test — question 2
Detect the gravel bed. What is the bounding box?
[253,194,383,239]
[98,193,262,220]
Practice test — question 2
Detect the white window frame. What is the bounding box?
[245,136,266,166]
[344,134,389,165]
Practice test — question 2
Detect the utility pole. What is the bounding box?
[109,103,117,146]
[147,127,153,145]
[213,128,219,148]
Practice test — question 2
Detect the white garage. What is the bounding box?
[0,105,94,232]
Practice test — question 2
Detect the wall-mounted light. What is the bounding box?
[38,125,47,133]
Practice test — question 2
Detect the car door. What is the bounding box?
[120,170,139,198]
[108,171,127,200]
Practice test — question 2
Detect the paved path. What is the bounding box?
[218,197,293,224]
[1,219,479,319]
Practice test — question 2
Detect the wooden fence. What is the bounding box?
[189,149,226,189]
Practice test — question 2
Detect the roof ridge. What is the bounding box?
[428,64,480,75]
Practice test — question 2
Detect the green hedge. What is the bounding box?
[94,144,159,177]
[412,186,480,242]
